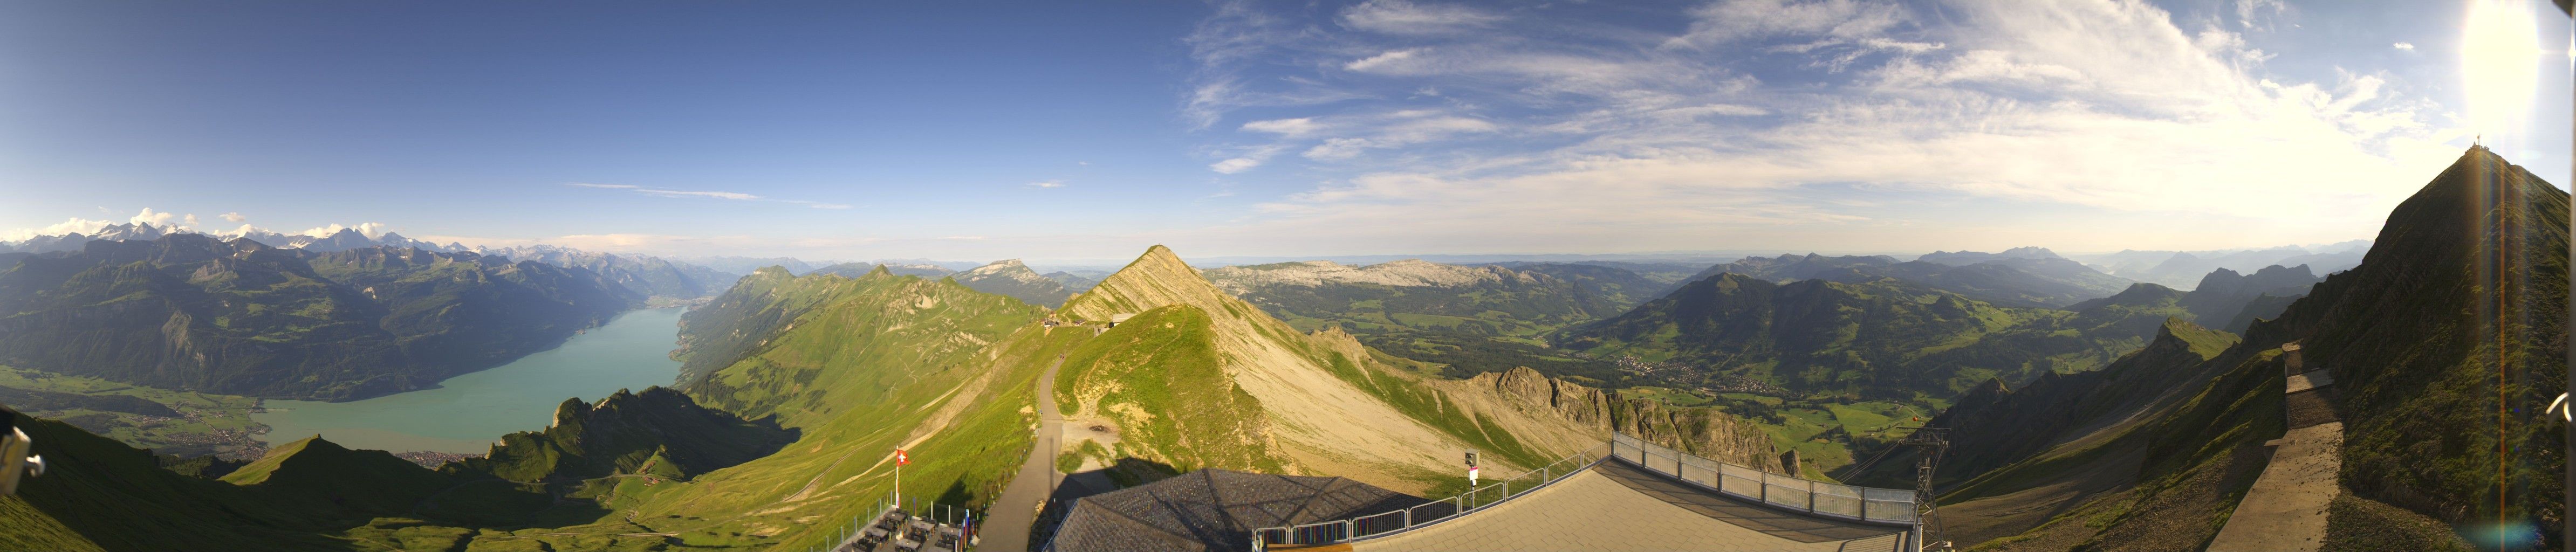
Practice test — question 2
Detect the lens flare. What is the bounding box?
[2461,0,2542,137]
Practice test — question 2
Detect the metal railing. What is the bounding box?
[801,491,985,552]
[1250,441,1614,549]
[1612,433,1917,526]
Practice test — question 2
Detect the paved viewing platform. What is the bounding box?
[1346,460,1909,551]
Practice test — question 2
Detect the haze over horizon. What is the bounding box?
[3,0,2568,261]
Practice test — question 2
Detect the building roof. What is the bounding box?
[1047,468,1426,552]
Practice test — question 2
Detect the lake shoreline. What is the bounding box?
[251,307,692,454]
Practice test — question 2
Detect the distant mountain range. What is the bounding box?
[1,223,460,255]
[1555,272,2194,398]
[1199,259,1669,382]
[2,223,742,301]
[1914,246,2066,266]
[0,234,640,400]
[947,259,1074,307]
[672,256,820,275]
[2065,240,2369,290]
[479,245,740,302]
[1688,249,2134,308]
[1844,146,2556,549]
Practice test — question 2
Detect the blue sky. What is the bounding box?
[2,0,2568,262]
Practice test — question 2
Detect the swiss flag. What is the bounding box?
[896,449,910,466]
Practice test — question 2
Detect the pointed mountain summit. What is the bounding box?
[1061,245,1213,321]
[2252,145,2566,533]
[1046,245,1773,491]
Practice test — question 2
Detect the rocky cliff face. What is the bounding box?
[1469,367,1780,473]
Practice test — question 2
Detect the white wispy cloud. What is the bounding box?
[1340,0,1503,35]
[298,222,389,239]
[1,216,113,242]
[1211,157,1265,174]
[1,208,202,242]
[1174,0,2465,252]
[635,189,761,201]
[2392,42,2414,51]
[129,208,176,227]
[564,182,859,210]
[220,212,247,223]
[1028,180,1067,188]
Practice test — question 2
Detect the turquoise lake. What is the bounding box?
[252,307,689,453]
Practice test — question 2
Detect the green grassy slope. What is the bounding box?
[223,435,458,519]
[507,268,1058,550]
[0,412,388,551]
[1053,304,1285,474]
[668,266,859,386]
[445,387,795,485]
[1051,246,1673,491]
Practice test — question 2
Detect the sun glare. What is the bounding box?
[2462,0,2543,137]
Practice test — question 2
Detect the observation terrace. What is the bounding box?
[1249,433,1923,552]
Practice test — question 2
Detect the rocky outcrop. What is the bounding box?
[1471,366,1781,473]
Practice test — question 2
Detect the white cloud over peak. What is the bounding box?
[220,212,248,223]
[128,208,177,227]
[1,217,112,242]
[1,208,200,242]
[299,222,390,239]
